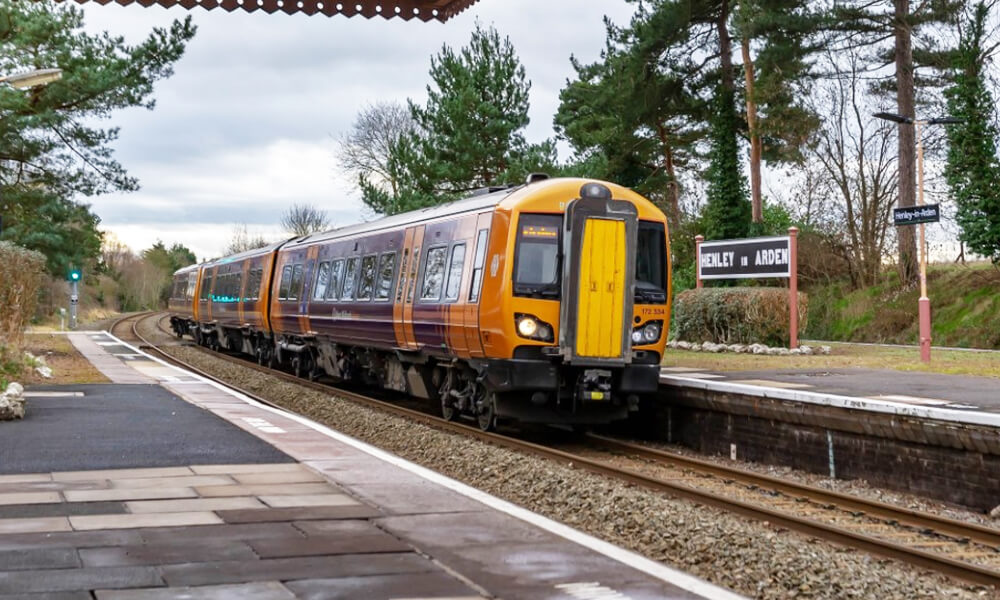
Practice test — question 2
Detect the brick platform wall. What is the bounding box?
[655,385,1000,513]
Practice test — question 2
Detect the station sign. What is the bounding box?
[698,235,791,280]
[893,204,940,226]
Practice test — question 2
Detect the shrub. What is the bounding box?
[0,242,47,386]
[673,286,808,347]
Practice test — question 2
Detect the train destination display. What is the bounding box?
[697,236,792,280]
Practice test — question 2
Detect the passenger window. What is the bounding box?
[278,266,292,300]
[445,243,466,301]
[375,253,396,301]
[186,273,197,299]
[469,229,489,302]
[327,259,345,300]
[407,247,420,303]
[201,273,214,301]
[357,255,377,301]
[420,247,447,301]
[289,264,304,300]
[313,262,331,301]
[342,257,360,300]
[396,250,409,303]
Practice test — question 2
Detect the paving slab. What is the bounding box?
[80,539,258,568]
[284,572,481,600]
[96,582,297,600]
[159,553,435,587]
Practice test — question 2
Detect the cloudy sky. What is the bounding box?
[75,1,637,261]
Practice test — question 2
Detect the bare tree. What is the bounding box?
[336,101,416,197]
[224,223,271,255]
[280,204,331,237]
[808,50,899,288]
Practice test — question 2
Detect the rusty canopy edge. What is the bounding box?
[59,0,480,22]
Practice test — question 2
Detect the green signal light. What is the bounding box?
[69,270,81,281]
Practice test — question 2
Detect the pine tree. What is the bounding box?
[362,24,553,214]
[943,1,1000,263]
[0,0,195,275]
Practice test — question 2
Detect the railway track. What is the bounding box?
[118,311,1000,589]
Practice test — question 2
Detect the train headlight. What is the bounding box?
[632,320,663,345]
[518,316,538,338]
[515,313,554,342]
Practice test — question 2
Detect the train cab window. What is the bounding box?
[342,257,360,300]
[444,243,466,301]
[289,264,304,301]
[406,247,420,303]
[469,229,489,302]
[395,250,409,303]
[375,253,396,301]
[186,272,198,299]
[636,221,668,304]
[357,255,377,301]
[327,259,345,300]
[277,266,292,300]
[420,246,447,301]
[312,262,331,301]
[513,213,561,299]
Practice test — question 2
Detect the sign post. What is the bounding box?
[696,228,799,349]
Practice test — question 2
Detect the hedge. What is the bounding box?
[0,242,47,384]
[673,287,808,347]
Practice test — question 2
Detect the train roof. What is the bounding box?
[283,185,520,250]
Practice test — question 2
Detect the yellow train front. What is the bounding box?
[470,178,670,429]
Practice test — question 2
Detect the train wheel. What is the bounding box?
[477,392,497,432]
[441,395,457,421]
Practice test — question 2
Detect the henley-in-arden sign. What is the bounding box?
[697,236,792,280]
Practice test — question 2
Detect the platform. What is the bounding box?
[661,365,1000,428]
[0,331,742,600]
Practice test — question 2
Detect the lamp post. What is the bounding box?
[874,112,962,363]
[0,69,63,90]
[0,68,63,237]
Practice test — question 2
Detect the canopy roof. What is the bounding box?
[63,0,480,21]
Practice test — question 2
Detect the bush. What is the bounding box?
[673,286,808,347]
[0,242,47,386]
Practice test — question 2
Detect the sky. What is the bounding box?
[75,1,638,261]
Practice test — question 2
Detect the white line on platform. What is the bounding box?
[661,375,1000,429]
[103,331,746,600]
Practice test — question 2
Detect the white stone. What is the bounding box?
[35,366,52,379]
[789,348,802,356]
[729,344,747,353]
[820,345,832,355]
[750,344,768,355]
[4,382,23,397]
[990,504,1000,519]
[676,341,692,350]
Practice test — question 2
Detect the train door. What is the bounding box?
[393,228,415,349]
[463,214,492,357]
[401,225,425,350]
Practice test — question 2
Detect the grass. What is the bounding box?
[21,334,108,385]
[664,342,1000,379]
[805,262,1000,349]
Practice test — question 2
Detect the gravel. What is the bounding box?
[137,316,994,599]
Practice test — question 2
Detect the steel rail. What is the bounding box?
[134,312,1000,588]
[586,434,1000,550]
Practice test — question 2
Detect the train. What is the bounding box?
[168,176,671,431]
